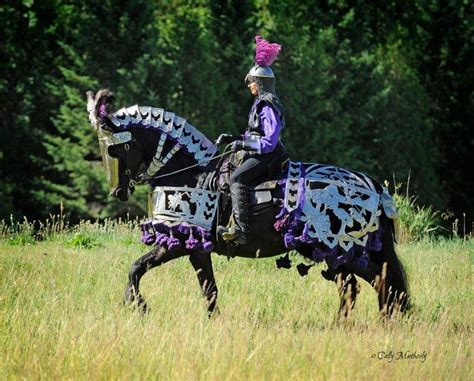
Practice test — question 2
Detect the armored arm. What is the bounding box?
[215,134,242,146]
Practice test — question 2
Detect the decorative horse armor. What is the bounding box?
[87,89,409,318]
[88,94,398,271]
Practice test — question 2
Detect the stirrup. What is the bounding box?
[218,225,247,245]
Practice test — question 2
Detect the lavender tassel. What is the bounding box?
[167,232,181,251]
[185,229,200,250]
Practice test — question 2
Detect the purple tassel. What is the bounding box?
[197,227,214,253]
[156,232,169,247]
[284,230,297,249]
[201,240,214,253]
[178,224,190,235]
[141,230,155,245]
[138,220,214,254]
[185,229,200,250]
[167,231,181,251]
[140,221,157,245]
[312,248,328,262]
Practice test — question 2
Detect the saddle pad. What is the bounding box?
[250,179,279,205]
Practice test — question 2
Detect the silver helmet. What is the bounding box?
[245,35,281,95]
[245,65,276,95]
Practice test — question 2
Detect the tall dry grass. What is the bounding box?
[0,222,472,380]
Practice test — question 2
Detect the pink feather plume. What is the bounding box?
[255,35,281,67]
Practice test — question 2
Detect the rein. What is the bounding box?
[149,150,229,180]
[133,142,233,184]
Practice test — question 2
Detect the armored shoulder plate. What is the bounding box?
[258,93,284,118]
[248,95,285,133]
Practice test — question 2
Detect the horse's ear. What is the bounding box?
[86,91,96,113]
[86,88,116,133]
[95,89,115,108]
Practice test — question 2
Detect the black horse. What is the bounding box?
[87,89,409,318]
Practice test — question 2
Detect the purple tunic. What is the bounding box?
[244,101,283,154]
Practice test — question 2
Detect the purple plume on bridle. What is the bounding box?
[255,35,281,67]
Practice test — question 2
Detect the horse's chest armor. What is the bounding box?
[149,187,220,230]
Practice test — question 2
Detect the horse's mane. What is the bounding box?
[105,105,217,166]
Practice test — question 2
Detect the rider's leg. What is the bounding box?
[226,182,250,244]
[218,156,269,244]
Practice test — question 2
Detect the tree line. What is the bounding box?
[0,0,472,229]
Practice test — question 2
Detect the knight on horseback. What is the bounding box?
[216,36,286,245]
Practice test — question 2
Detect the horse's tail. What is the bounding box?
[378,216,411,313]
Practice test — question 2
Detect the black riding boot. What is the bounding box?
[218,183,250,245]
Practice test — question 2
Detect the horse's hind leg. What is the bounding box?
[189,252,219,317]
[296,246,361,318]
[369,219,410,316]
[124,246,186,312]
[348,258,409,318]
[374,261,409,317]
[330,267,361,318]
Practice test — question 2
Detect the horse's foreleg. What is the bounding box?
[189,252,219,317]
[124,246,186,312]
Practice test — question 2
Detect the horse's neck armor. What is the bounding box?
[107,105,217,167]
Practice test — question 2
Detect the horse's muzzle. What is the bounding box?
[113,187,129,201]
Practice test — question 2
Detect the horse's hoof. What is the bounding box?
[123,298,149,314]
[124,288,149,314]
[137,300,149,315]
[208,306,220,319]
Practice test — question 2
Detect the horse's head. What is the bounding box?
[87,89,218,201]
[87,90,148,201]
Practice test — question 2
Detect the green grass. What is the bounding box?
[0,227,472,380]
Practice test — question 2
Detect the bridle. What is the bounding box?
[122,133,232,189]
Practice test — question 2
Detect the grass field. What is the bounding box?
[0,224,472,380]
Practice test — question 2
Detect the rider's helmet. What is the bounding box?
[244,36,281,95]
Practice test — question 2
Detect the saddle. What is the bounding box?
[209,150,289,207]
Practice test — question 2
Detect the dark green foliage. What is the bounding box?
[1,0,471,227]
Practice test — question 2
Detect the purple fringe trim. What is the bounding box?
[274,206,383,270]
[140,220,214,253]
